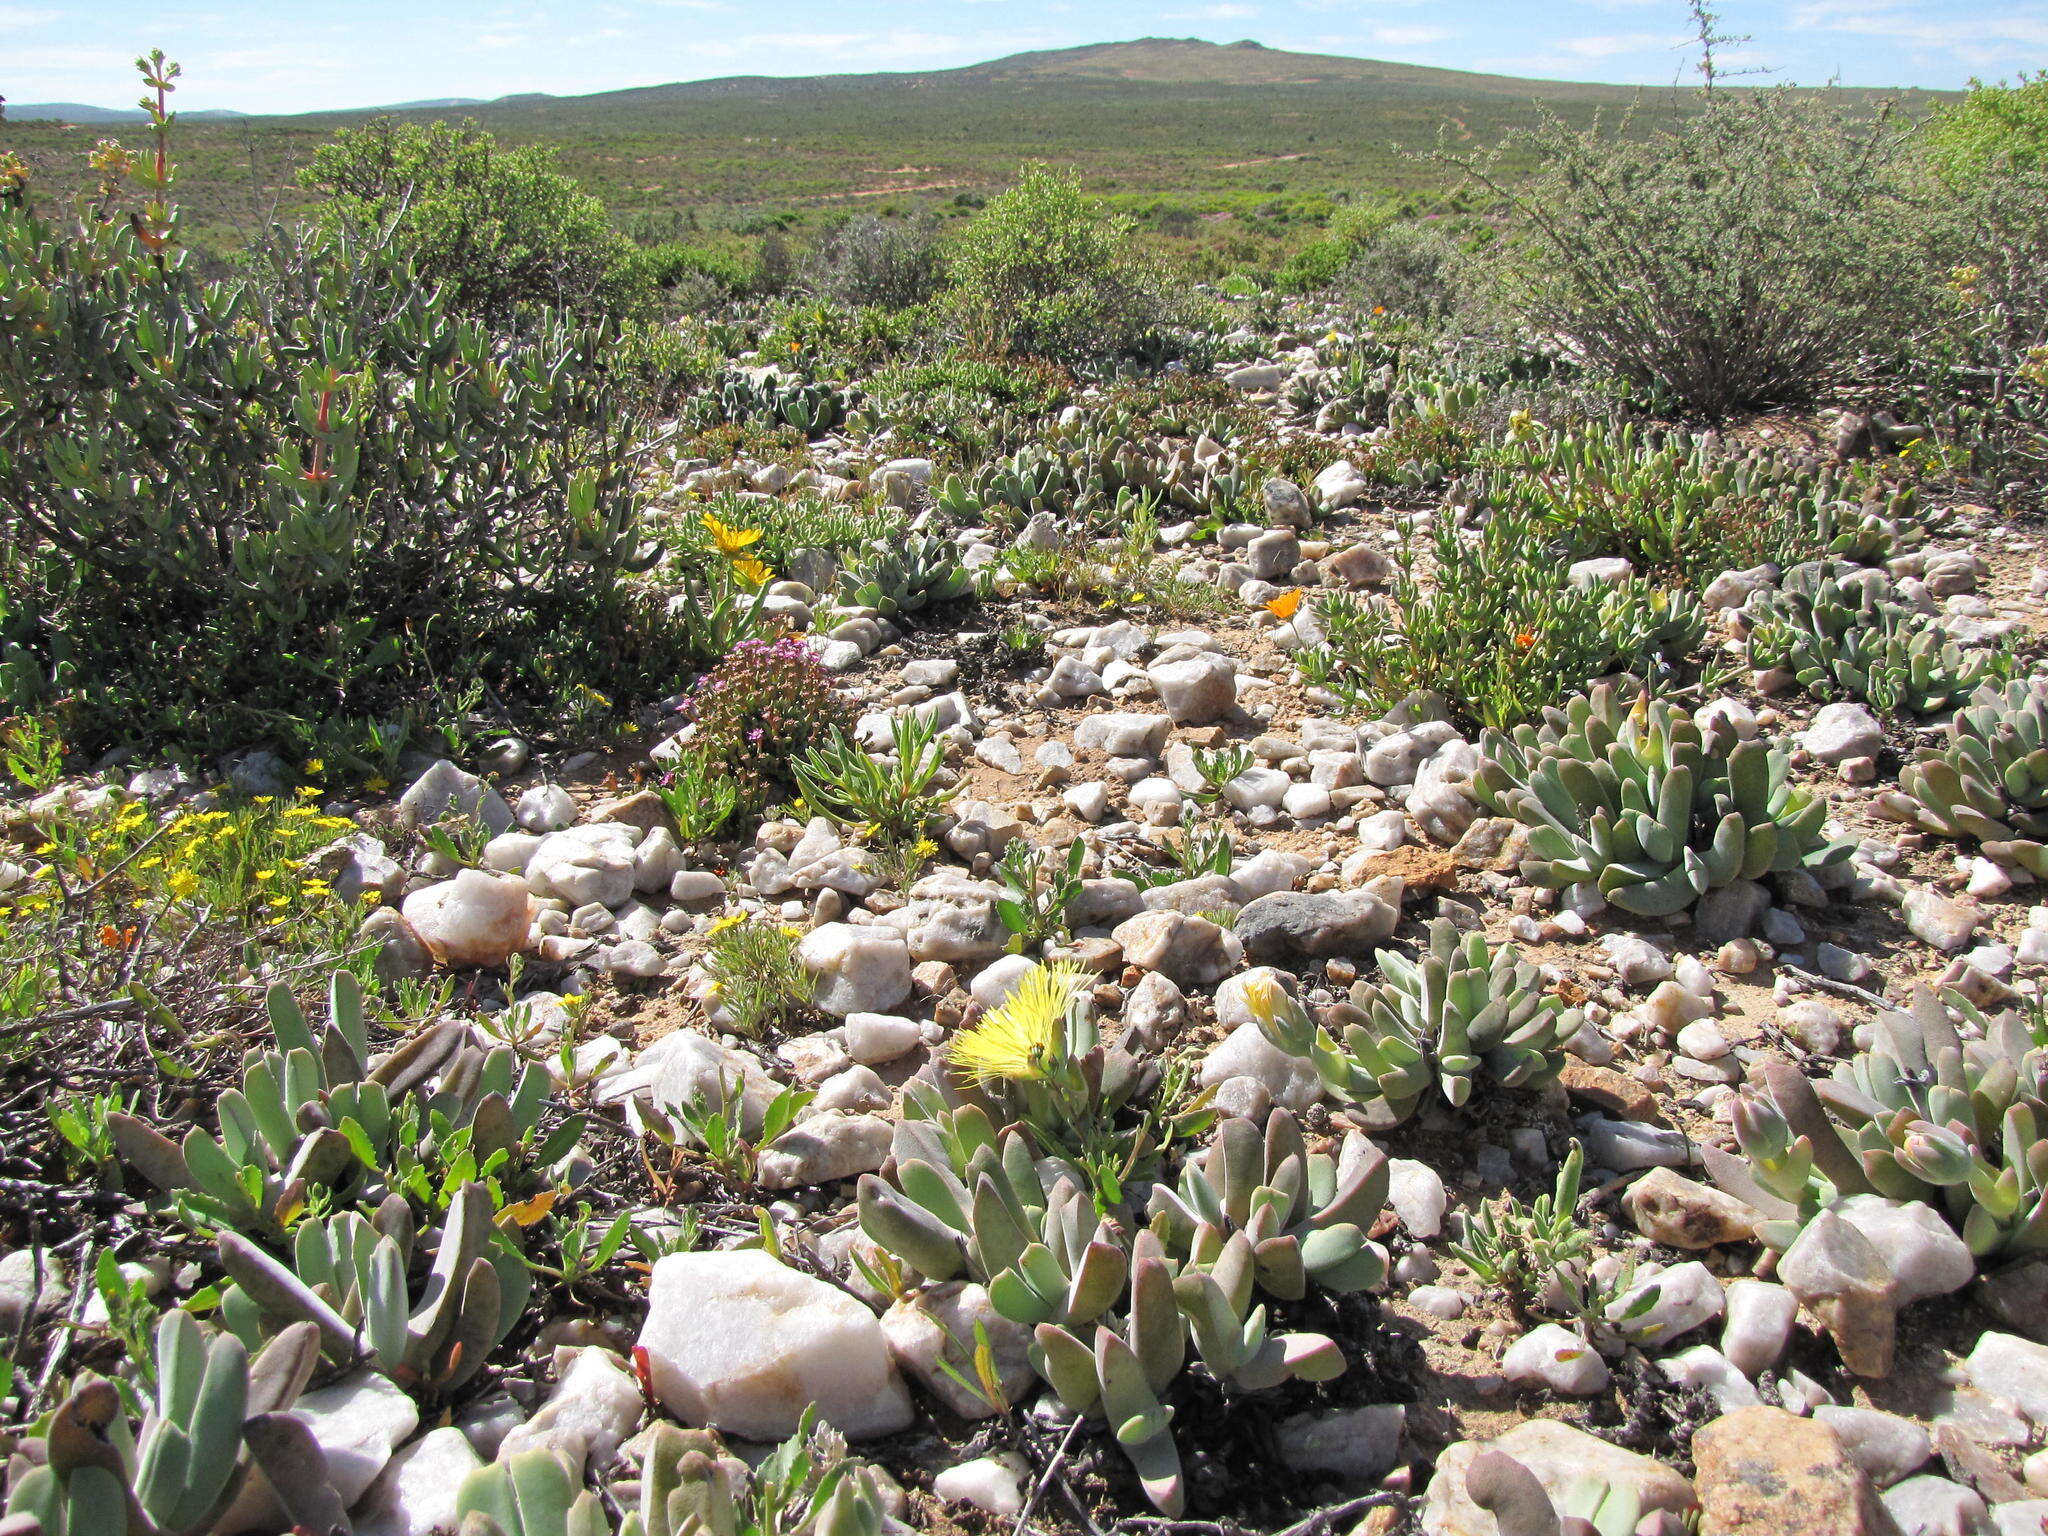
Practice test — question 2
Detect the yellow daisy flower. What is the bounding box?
[701,512,762,556]
[730,554,773,589]
[946,962,1090,1088]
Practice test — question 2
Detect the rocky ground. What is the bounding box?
[7,333,2048,1536]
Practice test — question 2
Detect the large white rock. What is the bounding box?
[399,869,532,969]
[798,923,912,1016]
[1503,1323,1610,1396]
[526,824,639,909]
[638,1250,912,1442]
[353,1427,482,1536]
[1147,653,1238,725]
[267,1369,418,1513]
[1804,702,1884,765]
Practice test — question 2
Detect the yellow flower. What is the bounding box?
[254,869,276,882]
[360,890,383,906]
[167,868,199,899]
[706,913,746,935]
[730,555,773,589]
[304,759,324,775]
[1240,971,1281,1024]
[366,776,390,794]
[701,513,763,556]
[913,838,938,859]
[946,962,1090,1088]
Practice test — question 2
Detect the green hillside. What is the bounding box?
[0,38,1947,254]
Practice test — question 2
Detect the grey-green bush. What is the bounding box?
[1461,90,1917,418]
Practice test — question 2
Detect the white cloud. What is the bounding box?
[1369,23,1454,46]
[1552,30,1688,59]
[0,5,58,27]
[1789,0,2048,53]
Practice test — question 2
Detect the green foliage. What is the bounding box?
[947,163,1192,363]
[1146,1109,1389,1299]
[671,1070,812,1184]
[992,838,1086,948]
[1926,72,2048,183]
[791,712,957,838]
[1467,91,1916,417]
[1475,682,1854,915]
[1300,506,1696,731]
[620,1411,891,1536]
[0,189,671,752]
[1250,922,1582,1125]
[299,117,649,322]
[1745,564,2016,715]
[654,750,741,844]
[1878,676,2048,874]
[702,920,815,1037]
[1709,988,2048,1260]
[456,1450,612,1536]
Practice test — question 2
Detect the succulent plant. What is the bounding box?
[1250,923,1583,1124]
[2,1314,327,1536]
[457,1451,612,1536]
[1705,988,2048,1259]
[214,1181,531,1393]
[107,972,581,1242]
[1475,683,1854,916]
[858,1100,1347,1518]
[1146,1108,1388,1298]
[856,1109,1126,1327]
[1745,563,2012,715]
[1877,676,2048,874]
[710,374,851,437]
[1465,1450,1642,1536]
[620,1413,890,1536]
[832,534,972,616]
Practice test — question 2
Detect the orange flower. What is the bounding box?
[1265,589,1304,621]
[1513,629,1536,649]
[99,924,138,950]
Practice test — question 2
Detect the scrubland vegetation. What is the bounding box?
[3,30,2048,1536]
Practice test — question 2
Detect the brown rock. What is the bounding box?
[1558,1059,1660,1122]
[588,789,672,834]
[1626,1168,1762,1249]
[1693,1407,1903,1535]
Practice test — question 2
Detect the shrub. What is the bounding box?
[1462,90,1916,418]
[806,213,945,309]
[297,118,649,322]
[0,197,670,756]
[1924,71,2048,183]
[1342,218,1487,327]
[1904,100,2048,499]
[946,163,1191,363]
[672,635,855,813]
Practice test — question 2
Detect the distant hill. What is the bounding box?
[1,37,1950,247]
[7,103,248,123]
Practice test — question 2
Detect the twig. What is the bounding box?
[28,1236,95,1419]
[1271,1494,1403,1536]
[1780,964,1890,1011]
[1013,1414,1083,1536]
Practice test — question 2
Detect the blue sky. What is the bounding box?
[5,0,2041,114]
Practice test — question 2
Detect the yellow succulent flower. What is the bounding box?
[701,513,763,556]
[947,962,1090,1088]
[1240,970,1281,1024]
[730,554,773,589]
